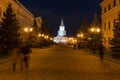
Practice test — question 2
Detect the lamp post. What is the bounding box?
[24,27,33,42]
[90,28,100,33]
[77,32,84,49]
[90,27,101,53]
[90,27,100,41]
[77,33,84,41]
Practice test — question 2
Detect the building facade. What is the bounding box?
[0,0,42,41]
[100,0,120,48]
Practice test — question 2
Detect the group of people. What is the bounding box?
[12,44,32,72]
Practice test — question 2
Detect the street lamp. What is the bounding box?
[77,33,84,39]
[41,34,44,37]
[90,27,101,41]
[77,34,80,38]
[30,28,33,32]
[77,32,84,49]
[90,28,100,33]
[24,27,33,42]
[90,27,101,53]
[96,28,100,33]
[80,34,84,38]
[38,33,42,37]
[90,27,101,40]
[50,38,53,41]
[44,35,49,39]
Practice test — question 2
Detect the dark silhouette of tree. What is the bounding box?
[81,16,88,32]
[40,22,49,34]
[110,13,120,58]
[0,3,21,53]
[92,13,100,27]
[88,13,102,52]
[80,16,89,40]
[32,18,39,34]
[90,13,101,42]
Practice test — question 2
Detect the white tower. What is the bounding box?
[58,18,66,37]
[54,18,68,43]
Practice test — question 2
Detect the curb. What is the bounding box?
[105,57,120,65]
[91,52,120,65]
[82,49,120,65]
[0,57,12,64]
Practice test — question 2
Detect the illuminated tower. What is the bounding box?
[58,18,66,37]
[54,18,68,43]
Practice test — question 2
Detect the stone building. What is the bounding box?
[0,0,42,41]
[100,0,120,48]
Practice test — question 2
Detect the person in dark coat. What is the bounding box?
[12,49,22,72]
[73,44,76,49]
[21,44,31,70]
[92,42,96,54]
[12,49,19,72]
[99,41,105,62]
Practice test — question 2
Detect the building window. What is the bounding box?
[104,7,106,13]
[108,21,110,29]
[108,37,111,44]
[113,0,116,7]
[104,23,106,31]
[108,4,111,10]
[113,19,116,23]
[0,7,1,16]
[104,38,106,44]
[113,19,116,28]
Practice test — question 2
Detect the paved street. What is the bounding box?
[0,45,120,80]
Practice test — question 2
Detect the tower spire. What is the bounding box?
[60,17,64,26]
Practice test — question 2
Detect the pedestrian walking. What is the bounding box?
[73,44,76,49]
[12,49,18,72]
[77,43,80,49]
[12,49,21,72]
[92,43,96,54]
[21,44,31,70]
[99,41,105,62]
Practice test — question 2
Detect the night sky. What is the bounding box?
[19,0,102,36]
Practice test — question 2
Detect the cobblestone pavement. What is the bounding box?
[0,45,120,80]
